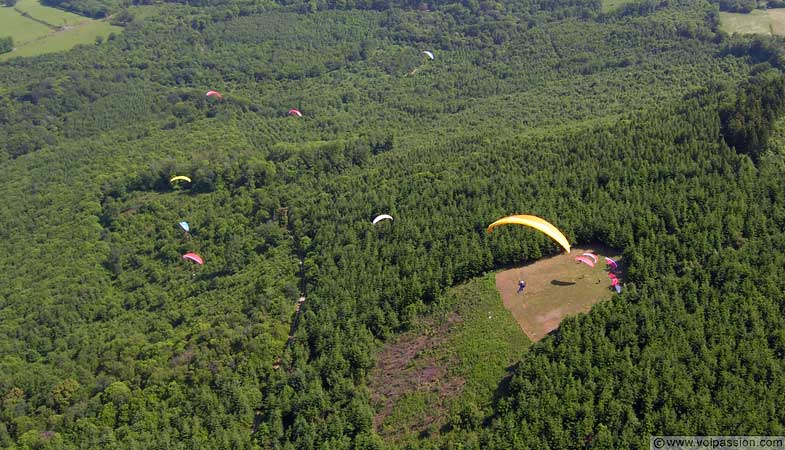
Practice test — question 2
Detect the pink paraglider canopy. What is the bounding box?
[182,252,204,265]
[575,256,595,267]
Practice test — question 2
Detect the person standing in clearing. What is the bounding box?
[517,280,526,294]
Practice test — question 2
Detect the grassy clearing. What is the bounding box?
[3,20,121,59]
[370,248,623,446]
[719,10,772,35]
[370,274,529,446]
[14,0,88,27]
[496,246,621,342]
[0,0,121,60]
[0,5,51,44]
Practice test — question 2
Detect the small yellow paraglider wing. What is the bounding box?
[486,214,570,253]
[170,175,192,184]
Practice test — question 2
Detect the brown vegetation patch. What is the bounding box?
[369,313,464,435]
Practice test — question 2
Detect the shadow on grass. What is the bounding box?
[481,361,520,427]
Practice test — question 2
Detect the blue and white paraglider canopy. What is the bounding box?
[179,221,190,232]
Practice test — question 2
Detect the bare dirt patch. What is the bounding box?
[496,245,620,342]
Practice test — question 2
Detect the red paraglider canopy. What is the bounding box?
[182,252,204,265]
[206,90,223,100]
[288,108,303,117]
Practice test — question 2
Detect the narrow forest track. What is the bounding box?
[272,296,306,370]
[254,295,306,434]
[254,251,308,435]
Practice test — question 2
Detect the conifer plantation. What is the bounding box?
[2,0,785,448]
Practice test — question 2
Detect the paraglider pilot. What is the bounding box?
[517,280,526,294]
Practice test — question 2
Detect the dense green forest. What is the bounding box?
[2,0,785,448]
[711,0,785,12]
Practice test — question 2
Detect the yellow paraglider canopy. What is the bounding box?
[170,175,192,184]
[486,214,570,253]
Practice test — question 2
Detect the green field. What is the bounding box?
[0,5,51,44]
[15,0,87,26]
[2,20,121,59]
[0,0,121,60]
